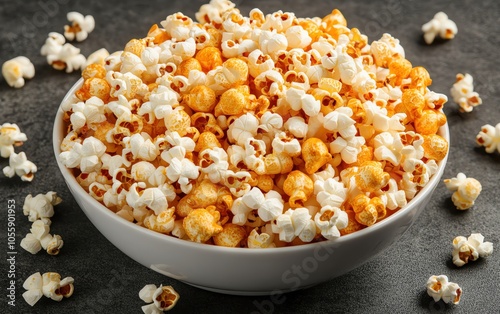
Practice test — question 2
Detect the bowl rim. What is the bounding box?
[53,78,450,255]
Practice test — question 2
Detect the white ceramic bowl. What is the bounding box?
[53,79,449,296]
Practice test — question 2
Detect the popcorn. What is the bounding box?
[59,136,106,173]
[452,233,493,267]
[314,205,348,240]
[183,206,223,242]
[273,207,316,243]
[426,275,462,305]
[58,1,449,247]
[476,123,500,154]
[64,12,95,42]
[22,272,74,306]
[444,173,482,210]
[139,284,180,313]
[23,191,62,222]
[41,32,86,73]
[3,152,37,181]
[422,12,458,44]
[20,219,64,255]
[2,56,35,88]
[450,73,482,112]
[84,48,110,68]
[0,123,27,158]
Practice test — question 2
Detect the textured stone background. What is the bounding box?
[1,0,499,313]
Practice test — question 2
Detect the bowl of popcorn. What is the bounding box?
[53,1,449,295]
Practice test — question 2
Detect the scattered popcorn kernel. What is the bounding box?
[3,151,37,181]
[452,233,493,267]
[22,272,74,306]
[64,12,95,42]
[20,219,64,255]
[422,12,457,44]
[450,73,482,113]
[476,123,500,154]
[23,191,62,222]
[444,173,481,210]
[426,275,462,305]
[2,56,35,88]
[0,123,27,158]
[139,284,179,313]
[41,32,86,73]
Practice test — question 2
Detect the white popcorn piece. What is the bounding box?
[254,69,285,97]
[285,87,320,117]
[241,187,266,209]
[443,173,482,210]
[450,73,482,112]
[314,205,348,240]
[227,113,259,146]
[323,107,357,139]
[285,25,312,49]
[247,227,276,249]
[373,132,404,166]
[314,178,348,208]
[161,12,193,41]
[84,48,110,68]
[422,12,458,44]
[59,136,106,173]
[2,56,35,88]
[41,32,86,73]
[120,51,147,77]
[452,233,493,267]
[273,207,316,243]
[377,178,407,210]
[165,157,199,194]
[223,169,251,197]
[0,123,27,158]
[426,275,462,305]
[41,272,74,301]
[3,152,37,181]
[231,197,254,226]
[106,71,148,99]
[139,284,180,313]
[20,219,64,255]
[247,49,275,78]
[23,191,62,222]
[258,111,283,135]
[258,191,284,222]
[104,50,123,72]
[283,116,308,139]
[70,96,106,132]
[64,12,95,42]
[199,147,229,184]
[244,138,267,174]
[272,132,302,157]
[22,272,44,306]
[123,133,160,162]
[126,183,169,216]
[330,135,365,164]
[259,30,288,60]
[40,32,65,57]
[476,123,500,154]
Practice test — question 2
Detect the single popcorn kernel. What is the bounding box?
[213,223,246,247]
[184,85,217,113]
[283,170,314,208]
[476,123,500,154]
[452,233,493,267]
[183,206,223,243]
[301,137,332,174]
[196,46,223,72]
[422,134,448,161]
[426,275,462,305]
[444,173,481,210]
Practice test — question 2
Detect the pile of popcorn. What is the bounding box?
[58,0,451,248]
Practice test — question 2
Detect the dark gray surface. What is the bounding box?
[1,0,499,313]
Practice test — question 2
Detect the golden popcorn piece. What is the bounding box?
[194,131,221,152]
[339,209,364,235]
[351,194,386,226]
[354,161,390,193]
[401,89,426,121]
[301,137,332,174]
[124,38,147,57]
[409,66,432,94]
[214,87,247,116]
[183,206,223,243]
[147,24,170,44]
[414,109,447,135]
[196,46,223,72]
[164,108,191,136]
[183,85,217,113]
[75,77,111,102]
[176,179,219,217]
[387,57,412,86]
[213,223,246,247]
[422,134,448,161]
[283,170,314,208]
[263,153,294,175]
[176,57,202,77]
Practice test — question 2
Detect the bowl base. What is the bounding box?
[183,281,318,296]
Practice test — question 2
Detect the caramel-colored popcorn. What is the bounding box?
[59,1,448,248]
